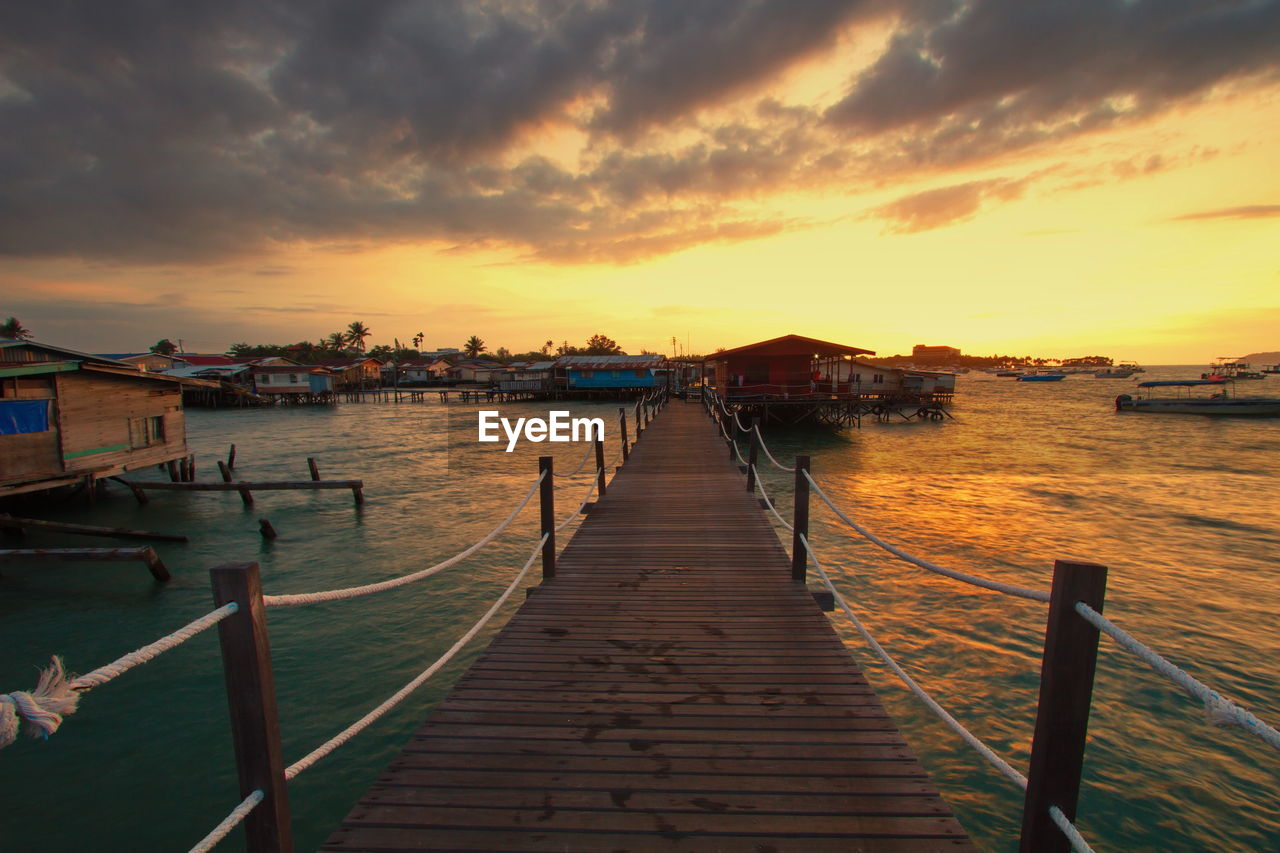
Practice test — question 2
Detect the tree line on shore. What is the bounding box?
[224,324,645,365]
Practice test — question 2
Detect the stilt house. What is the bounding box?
[1,340,192,497]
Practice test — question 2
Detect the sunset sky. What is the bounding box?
[2,1,1278,362]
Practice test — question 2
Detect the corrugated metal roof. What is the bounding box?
[555,355,666,370]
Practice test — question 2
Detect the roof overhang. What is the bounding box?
[706,334,875,361]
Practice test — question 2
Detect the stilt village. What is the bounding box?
[1,333,957,502]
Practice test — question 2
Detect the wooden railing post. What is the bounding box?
[745,416,758,492]
[594,436,607,497]
[1019,559,1109,853]
[618,407,630,461]
[790,455,811,581]
[539,457,556,579]
[210,562,292,853]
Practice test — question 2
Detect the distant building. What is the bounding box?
[1,340,194,497]
[911,345,962,362]
[96,352,189,372]
[555,355,667,391]
[499,361,555,393]
[251,365,335,397]
[704,334,875,398]
[317,357,383,389]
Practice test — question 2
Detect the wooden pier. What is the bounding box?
[324,402,973,851]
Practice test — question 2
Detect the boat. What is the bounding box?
[1017,372,1066,382]
[1203,358,1268,381]
[1115,379,1280,415]
[1094,361,1143,378]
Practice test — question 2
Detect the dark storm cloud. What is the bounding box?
[825,0,1280,166]
[1,0,1277,265]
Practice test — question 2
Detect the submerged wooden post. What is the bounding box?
[227,443,237,470]
[594,436,607,498]
[166,459,180,482]
[1019,560,1109,853]
[539,456,555,579]
[218,460,234,483]
[745,415,758,493]
[210,562,293,853]
[307,457,320,481]
[258,518,278,540]
[790,455,811,582]
[618,407,630,461]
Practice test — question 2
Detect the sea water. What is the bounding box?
[2,370,1277,852]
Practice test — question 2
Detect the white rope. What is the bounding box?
[73,603,240,690]
[802,533,1030,791]
[263,472,544,607]
[733,408,751,432]
[553,441,595,477]
[1,604,239,748]
[1049,805,1097,853]
[752,465,793,532]
[752,425,795,472]
[804,471,1050,602]
[556,476,597,533]
[284,533,547,780]
[187,789,264,853]
[1075,602,1280,752]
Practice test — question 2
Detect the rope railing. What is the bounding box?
[1075,602,1280,752]
[800,533,1031,791]
[1,603,240,749]
[188,790,265,853]
[1050,804,1098,853]
[556,476,597,533]
[262,470,545,607]
[803,470,1050,602]
[752,424,795,472]
[282,532,547,780]
[750,464,793,531]
[552,440,596,477]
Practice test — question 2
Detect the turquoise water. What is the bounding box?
[2,372,1278,852]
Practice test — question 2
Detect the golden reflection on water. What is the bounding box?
[756,370,1280,852]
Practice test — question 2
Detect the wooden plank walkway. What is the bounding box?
[324,401,975,852]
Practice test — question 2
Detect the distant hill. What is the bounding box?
[1240,351,1280,363]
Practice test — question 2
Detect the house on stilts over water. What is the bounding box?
[703,334,956,426]
[0,339,207,498]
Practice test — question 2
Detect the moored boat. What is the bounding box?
[1115,379,1280,415]
[1017,372,1066,382]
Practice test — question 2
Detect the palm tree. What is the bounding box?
[344,321,371,352]
[412,331,425,350]
[1,316,32,340]
[324,331,347,352]
[464,335,486,358]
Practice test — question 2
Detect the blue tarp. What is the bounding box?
[0,400,51,435]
